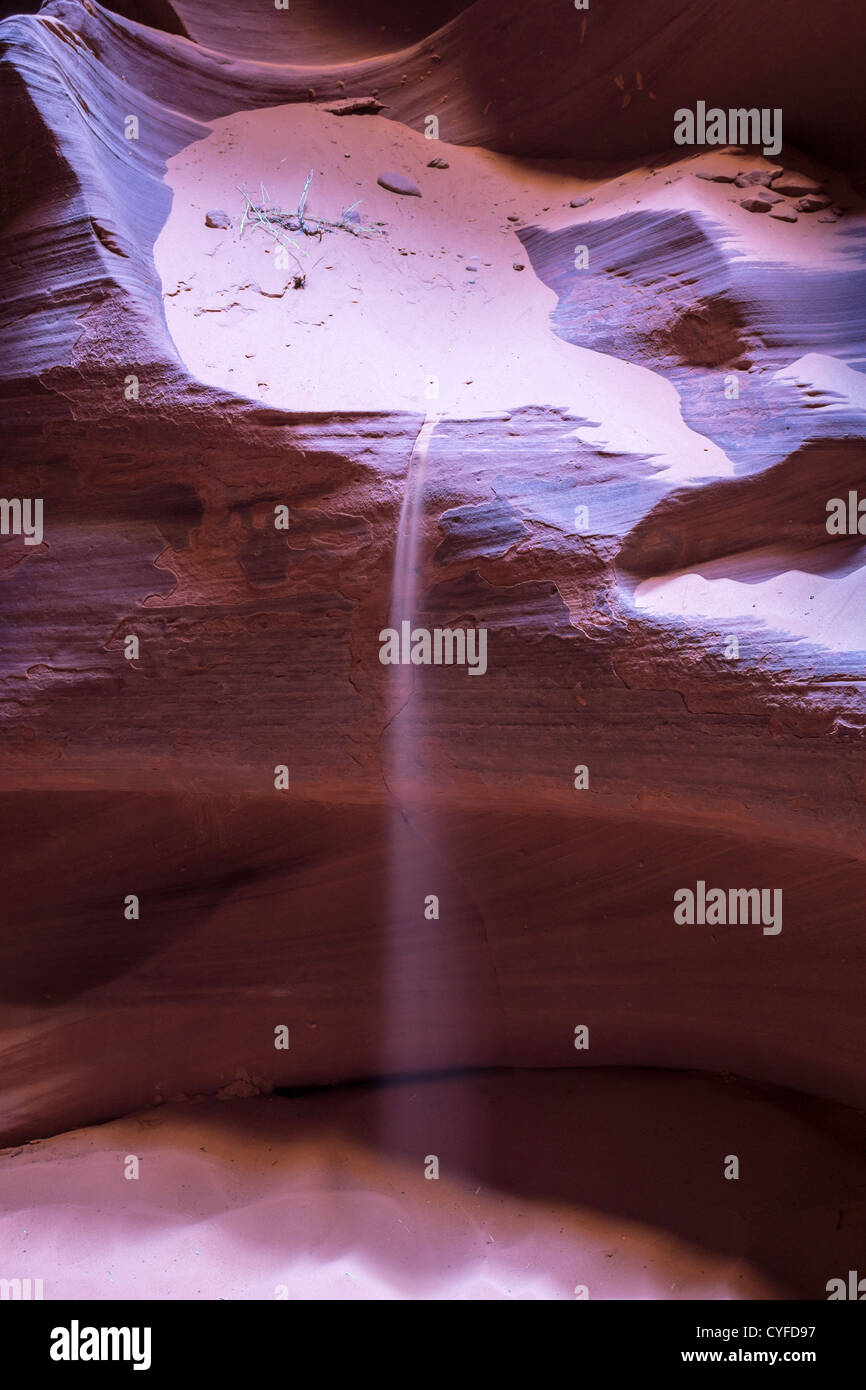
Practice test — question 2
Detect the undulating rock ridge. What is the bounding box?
[0,0,864,1203]
[43,0,866,170]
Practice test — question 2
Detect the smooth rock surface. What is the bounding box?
[1,0,865,1305]
[377,169,422,197]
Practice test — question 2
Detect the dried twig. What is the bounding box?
[237,186,308,277]
[237,170,384,284]
[297,169,313,233]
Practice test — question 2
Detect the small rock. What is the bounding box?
[739,188,783,206]
[769,208,798,222]
[740,195,774,213]
[794,193,832,213]
[696,172,737,183]
[770,170,824,197]
[513,262,525,271]
[377,170,422,197]
[427,157,449,169]
[322,96,384,116]
[507,214,520,221]
[734,169,779,188]
[817,214,838,223]
[205,208,231,229]
[569,196,592,207]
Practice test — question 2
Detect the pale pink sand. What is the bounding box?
[5,1069,863,1300]
[155,104,734,480]
[0,1110,770,1300]
[773,353,866,413]
[635,557,866,653]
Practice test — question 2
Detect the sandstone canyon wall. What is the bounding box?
[0,0,865,1303]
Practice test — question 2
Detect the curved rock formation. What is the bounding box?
[1,0,865,1301]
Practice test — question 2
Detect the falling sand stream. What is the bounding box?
[378,405,499,1163]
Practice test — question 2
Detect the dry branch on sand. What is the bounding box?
[238,171,383,287]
